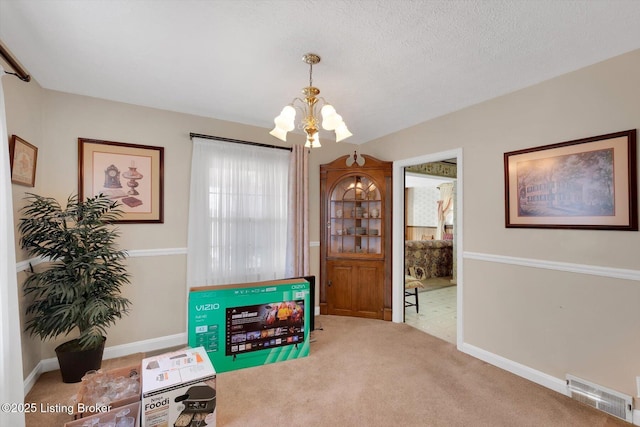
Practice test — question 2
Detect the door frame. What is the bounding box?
[391,148,464,349]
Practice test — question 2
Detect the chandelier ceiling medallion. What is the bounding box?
[270,53,352,148]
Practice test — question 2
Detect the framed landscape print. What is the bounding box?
[78,138,164,223]
[504,130,637,230]
[9,135,38,187]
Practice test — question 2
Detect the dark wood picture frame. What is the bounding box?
[9,135,38,187]
[504,129,637,230]
[78,138,164,223]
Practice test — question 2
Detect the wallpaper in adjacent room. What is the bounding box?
[407,186,439,226]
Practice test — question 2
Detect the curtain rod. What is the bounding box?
[0,44,31,82]
[189,133,292,151]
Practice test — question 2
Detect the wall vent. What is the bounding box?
[566,374,633,422]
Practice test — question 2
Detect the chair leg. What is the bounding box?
[405,286,421,313]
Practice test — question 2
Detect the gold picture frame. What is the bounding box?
[78,138,164,223]
[9,135,38,187]
[504,129,637,230]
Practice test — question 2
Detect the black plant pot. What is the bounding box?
[55,337,106,383]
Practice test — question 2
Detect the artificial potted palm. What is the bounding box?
[19,193,131,383]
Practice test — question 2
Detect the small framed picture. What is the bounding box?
[9,135,38,187]
[78,138,164,223]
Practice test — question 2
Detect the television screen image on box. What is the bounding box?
[225,300,305,356]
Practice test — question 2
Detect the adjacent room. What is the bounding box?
[403,161,457,344]
[2,1,640,426]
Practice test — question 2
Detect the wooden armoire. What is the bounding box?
[319,154,392,320]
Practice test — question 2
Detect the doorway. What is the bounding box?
[403,165,456,343]
[391,149,463,349]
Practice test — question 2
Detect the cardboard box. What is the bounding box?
[64,401,140,427]
[188,278,310,373]
[141,347,216,427]
[74,364,141,418]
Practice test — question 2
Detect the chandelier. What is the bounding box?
[270,53,352,148]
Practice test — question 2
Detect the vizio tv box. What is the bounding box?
[188,278,311,373]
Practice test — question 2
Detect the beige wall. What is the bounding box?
[4,71,45,379]
[7,44,640,397]
[364,49,640,396]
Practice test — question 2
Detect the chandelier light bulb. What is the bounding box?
[276,106,296,131]
[320,104,339,130]
[269,127,289,141]
[270,105,297,141]
[326,113,343,130]
[281,105,296,124]
[304,136,321,148]
[335,122,353,142]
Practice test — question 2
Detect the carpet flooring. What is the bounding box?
[25,315,629,426]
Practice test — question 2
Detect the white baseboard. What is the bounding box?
[24,332,187,396]
[25,306,323,396]
[23,361,43,398]
[633,409,640,425]
[460,342,569,397]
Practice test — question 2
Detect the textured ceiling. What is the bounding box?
[2,0,640,145]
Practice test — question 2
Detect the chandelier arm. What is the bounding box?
[290,98,307,116]
[290,105,311,132]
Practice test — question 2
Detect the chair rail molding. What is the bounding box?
[463,251,640,282]
[16,248,189,273]
[127,247,188,257]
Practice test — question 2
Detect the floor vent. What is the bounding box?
[566,374,633,422]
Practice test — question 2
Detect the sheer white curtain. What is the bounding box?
[187,138,290,288]
[0,69,26,426]
[436,182,454,240]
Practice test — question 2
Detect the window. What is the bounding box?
[188,138,289,287]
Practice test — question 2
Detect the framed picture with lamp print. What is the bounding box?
[78,138,164,223]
